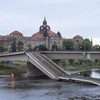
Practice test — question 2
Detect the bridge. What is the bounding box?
[0,52,27,61]
[41,51,100,60]
[0,51,100,86]
[0,51,100,61]
[26,52,66,79]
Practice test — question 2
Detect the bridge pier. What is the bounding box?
[86,53,91,60]
[26,61,47,78]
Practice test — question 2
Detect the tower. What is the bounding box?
[39,17,50,32]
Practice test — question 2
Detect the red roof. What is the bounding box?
[73,35,83,40]
[9,31,23,37]
[30,30,57,41]
[0,35,7,40]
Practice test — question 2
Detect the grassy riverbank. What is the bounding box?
[0,59,100,75]
[59,59,100,71]
[63,65,100,71]
[0,61,27,75]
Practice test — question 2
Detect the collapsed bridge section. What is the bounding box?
[26,52,66,79]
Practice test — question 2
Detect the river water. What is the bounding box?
[0,77,100,100]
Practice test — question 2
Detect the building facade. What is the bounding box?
[0,18,63,52]
[0,18,89,52]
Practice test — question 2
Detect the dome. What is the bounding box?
[9,31,23,39]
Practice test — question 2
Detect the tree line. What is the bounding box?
[0,38,100,52]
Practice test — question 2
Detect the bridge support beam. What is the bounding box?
[26,61,48,78]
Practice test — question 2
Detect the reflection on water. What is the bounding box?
[11,73,16,89]
[0,77,100,100]
[91,69,100,79]
[79,69,100,79]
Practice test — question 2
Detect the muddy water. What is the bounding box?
[0,78,100,100]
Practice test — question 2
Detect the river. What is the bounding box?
[0,77,100,100]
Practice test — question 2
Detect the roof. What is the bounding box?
[9,31,23,38]
[73,35,83,40]
[30,30,58,41]
[0,35,7,40]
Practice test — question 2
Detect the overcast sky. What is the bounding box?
[0,0,100,45]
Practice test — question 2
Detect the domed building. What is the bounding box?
[9,31,24,39]
[30,17,62,50]
[4,31,25,52]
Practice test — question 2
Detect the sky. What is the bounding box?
[0,0,100,45]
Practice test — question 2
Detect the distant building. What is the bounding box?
[30,17,62,50]
[0,18,63,52]
[73,35,84,50]
[73,35,83,44]
[0,18,91,52]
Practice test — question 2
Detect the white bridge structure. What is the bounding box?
[0,51,100,61]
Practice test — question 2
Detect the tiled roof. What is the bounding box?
[73,35,83,40]
[30,30,57,41]
[9,31,23,37]
[0,35,7,40]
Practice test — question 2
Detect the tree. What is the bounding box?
[63,39,74,50]
[11,41,16,52]
[51,44,57,51]
[92,44,100,51]
[17,41,24,51]
[83,39,92,51]
[37,44,48,51]
[74,42,83,51]
[27,44,33,51]
[0,45,7,53]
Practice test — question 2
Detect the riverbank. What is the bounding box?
[1,60,100,86]
[0,60,100,75]
[0,61,27,76]
[59,59,100,71]
[63,65,100,71]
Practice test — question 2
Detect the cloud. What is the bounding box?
[0,0,100,44]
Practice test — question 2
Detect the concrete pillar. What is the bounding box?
[86,53,91,59]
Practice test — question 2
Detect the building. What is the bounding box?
[0,18,90,52]
[73,35,83,44]
[0,18,63,52]
[30,17,62,50]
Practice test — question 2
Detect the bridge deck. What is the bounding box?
[59,77,100,86]
[26,52,67,79]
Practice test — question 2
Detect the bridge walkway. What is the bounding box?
[26,52,66,79]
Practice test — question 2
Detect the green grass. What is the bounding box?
[59,59,100,71]
[0,61,27,75]
[62,65,100,71]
